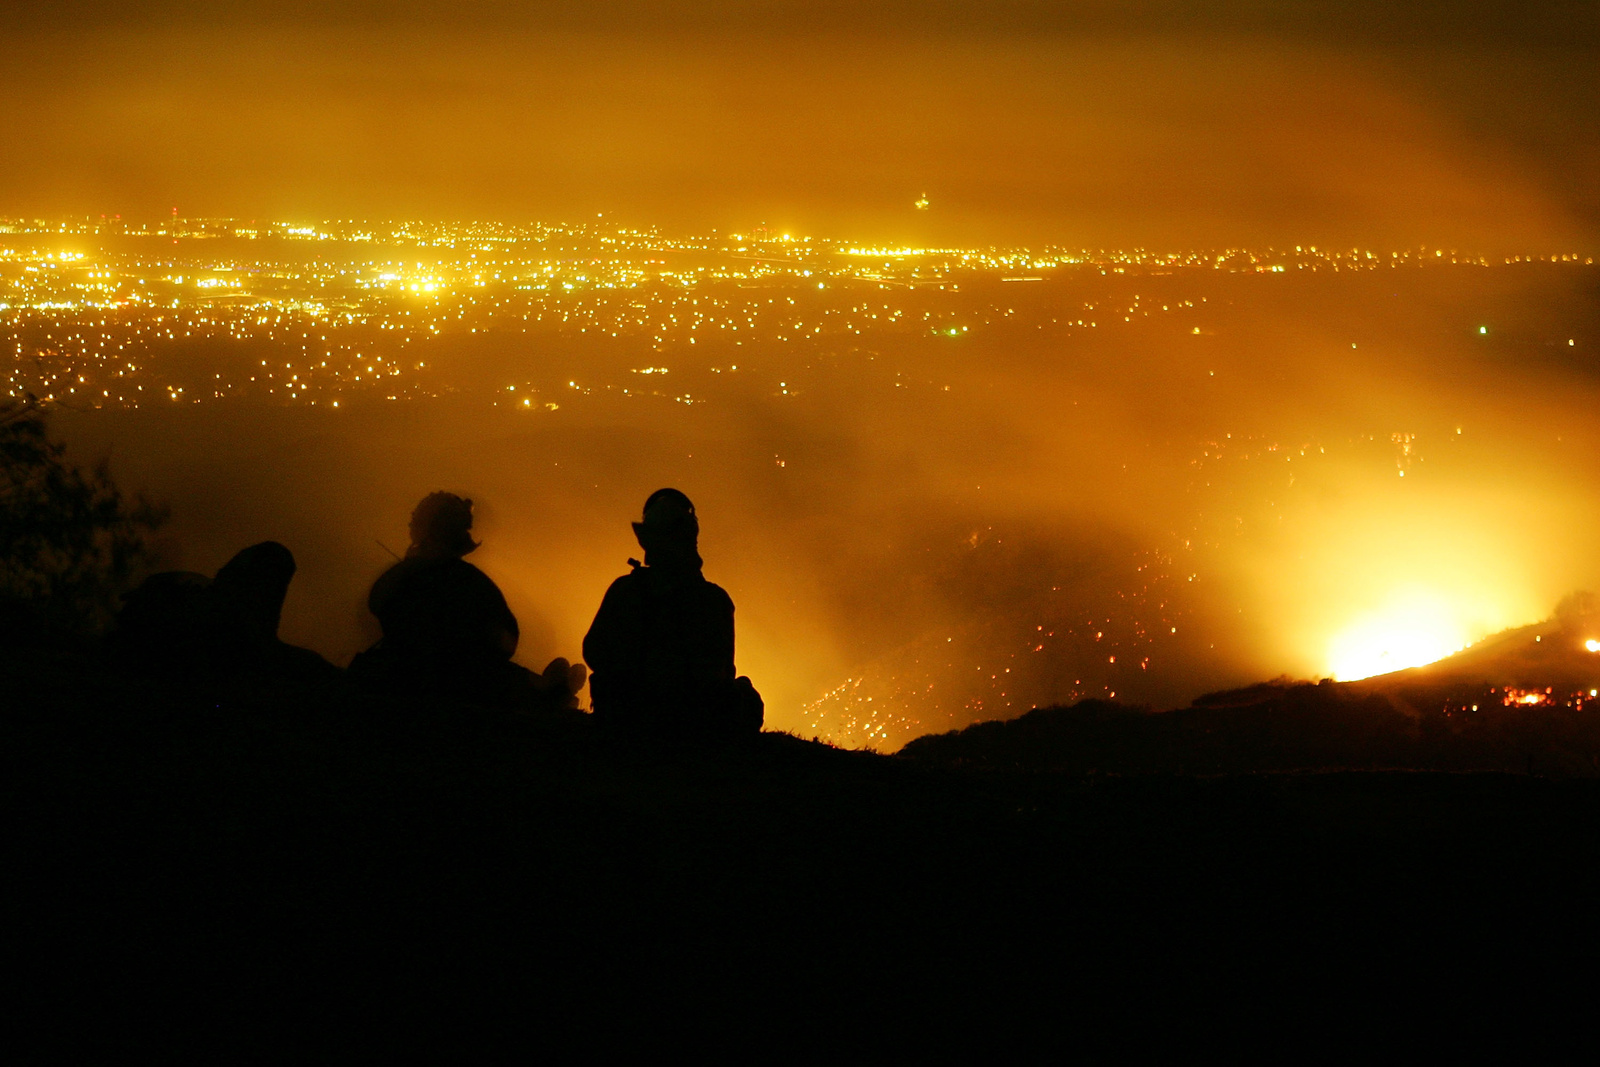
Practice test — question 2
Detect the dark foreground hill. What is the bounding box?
[900,683,1600,776]
[904,616,1600,777]
[9,648,1600,1054]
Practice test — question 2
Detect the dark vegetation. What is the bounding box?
[0,401,165,639]
[7,405,1599,1051]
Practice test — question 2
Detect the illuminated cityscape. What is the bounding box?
[4,214,1589,412]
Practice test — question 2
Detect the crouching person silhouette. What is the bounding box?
[208,541,340,686]
[352,492,584,711]
[583,489,762,740]
[113,540,339,691]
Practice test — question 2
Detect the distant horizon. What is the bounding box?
[3,214,1594,262]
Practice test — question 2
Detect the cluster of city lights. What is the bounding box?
[8,215,1585,415]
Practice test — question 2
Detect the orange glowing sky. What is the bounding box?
[4,3,1596,253]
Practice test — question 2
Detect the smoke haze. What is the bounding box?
[10,1,1600,746]
[5,5,1596,250]
[47,259,1599,748]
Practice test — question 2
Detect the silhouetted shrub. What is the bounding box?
[0,400,166,639]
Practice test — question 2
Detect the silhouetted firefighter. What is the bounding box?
[352,492,584,709]
[583,488,762,738]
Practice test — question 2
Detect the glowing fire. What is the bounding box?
[1586,639,1600,653]
[1327,592,1469,681]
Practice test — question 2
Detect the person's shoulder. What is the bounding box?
[449,557,491,579]
[375,557,415,582]
[700,578,735,610]
[369,558,417,607]
[448,557,510,595]
[378,556,439,585]
[603,569,648,598]
[426,556,488,581]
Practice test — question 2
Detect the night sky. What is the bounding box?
[6,2,1596,249]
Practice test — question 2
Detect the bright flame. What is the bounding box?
[1327,592,1469,681]
[1585,639,1599,653]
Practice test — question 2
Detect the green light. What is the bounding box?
[1478,326,1488,334]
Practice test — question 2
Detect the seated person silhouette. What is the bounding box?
[583,489,762,738]
[114,540,338,688]
[209,541,296,658]
[209,541,342,686]
[114,570,212,675]
[354,492,584,709]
